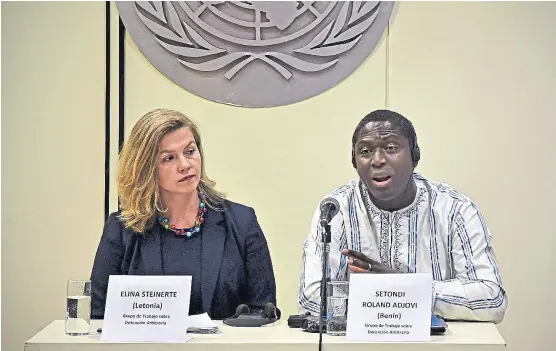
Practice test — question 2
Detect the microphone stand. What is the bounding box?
[318,220,331,351]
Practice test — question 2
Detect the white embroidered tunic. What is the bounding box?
[298,173,507,323]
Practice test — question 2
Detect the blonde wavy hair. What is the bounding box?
[117,108,225,233]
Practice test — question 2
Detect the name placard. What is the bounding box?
[101,275,192,342]
[346,273,433,342]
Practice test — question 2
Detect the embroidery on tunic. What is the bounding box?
[392,188,426,271]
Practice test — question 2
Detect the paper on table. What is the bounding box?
[186,313,220,334]
[186,313,217,328]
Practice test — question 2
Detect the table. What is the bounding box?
[24,319,506,351]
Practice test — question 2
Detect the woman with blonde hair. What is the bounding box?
[90,108,278,320]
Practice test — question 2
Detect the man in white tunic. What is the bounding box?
[298,109,507,323]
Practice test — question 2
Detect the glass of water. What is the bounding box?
[65,279,91,335]
[326,281,349,336]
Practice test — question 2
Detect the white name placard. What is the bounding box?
[101,275,192,343]
[346,273,433,342]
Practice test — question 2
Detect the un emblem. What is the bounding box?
[116,1,394,107]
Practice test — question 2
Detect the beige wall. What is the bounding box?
[2,1,556,351]
[388,3,556,348]
[1,2,106,350]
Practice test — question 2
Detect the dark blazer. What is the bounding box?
[90,200,279,320]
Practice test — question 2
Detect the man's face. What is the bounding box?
[353,121,414,206]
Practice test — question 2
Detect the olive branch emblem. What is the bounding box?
[135,1,381,80]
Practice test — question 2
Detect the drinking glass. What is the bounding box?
[326,281,349,336]
[65,279,91,335]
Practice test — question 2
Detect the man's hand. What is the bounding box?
[341,249,398,274]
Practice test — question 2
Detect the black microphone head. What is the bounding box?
[320,197,340,224]
[264,302,277,319]
[234,304,250,317]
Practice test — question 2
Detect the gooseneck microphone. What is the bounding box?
[319,198,340,226]
[318,197,339,351]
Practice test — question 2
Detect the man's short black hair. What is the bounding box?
[351,109,420,167]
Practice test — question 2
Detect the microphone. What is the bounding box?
[319,198,340,225]
[317,197,339,351]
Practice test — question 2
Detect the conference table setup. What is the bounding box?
[25,318,506,351]
[24,275,506,351]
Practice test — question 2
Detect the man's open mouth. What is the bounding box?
[372,175,391,182]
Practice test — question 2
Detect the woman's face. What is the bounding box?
[156,127,202,198]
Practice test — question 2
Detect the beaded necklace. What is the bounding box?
[157,197,207,237]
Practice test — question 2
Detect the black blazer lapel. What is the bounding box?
[201,208,226,314]
[141,225,163,275]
